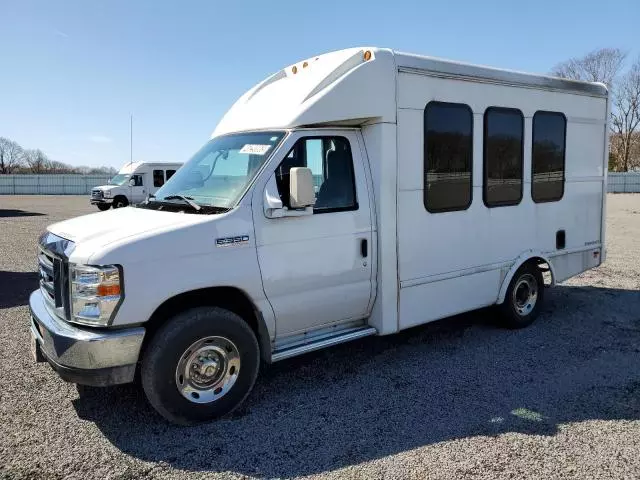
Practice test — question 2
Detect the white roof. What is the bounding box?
[118,162,182,174]
[212,47,608,137]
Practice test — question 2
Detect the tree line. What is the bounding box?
[552,48,640,172]
[0,137,116,175]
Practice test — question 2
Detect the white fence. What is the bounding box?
[607,173,640,193]
[0,172,639,195]
[0,175,112,195]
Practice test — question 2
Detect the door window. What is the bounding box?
[166,169,176,180]
[275,136,358,213]
[131,174,143,186]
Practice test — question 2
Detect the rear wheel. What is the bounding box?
[113,196,129,208]
[141,307,260,425]
[97,203,110,211]
[499,263,544,329]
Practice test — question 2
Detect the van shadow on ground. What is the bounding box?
[0,271,39,309]
[0,209,45,218]
[73,285,640,478]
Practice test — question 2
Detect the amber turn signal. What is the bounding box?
[97,284,121,297]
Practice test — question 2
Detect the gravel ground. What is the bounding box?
[1,194,639,480]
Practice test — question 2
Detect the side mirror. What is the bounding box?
[264,175,284,218]
[289,167,315,209]
[263,170,314,219]
[128,178,135,187]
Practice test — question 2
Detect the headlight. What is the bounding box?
[103,191,111,198]
[70,264,123,326]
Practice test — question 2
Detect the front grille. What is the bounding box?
[91,189,103,199]
[38,233,74,320]
[38,250,56,306]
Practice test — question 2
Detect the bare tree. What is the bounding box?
[0,137,24,174]
[611,58,640,171]
[23,149,50,173]
[48,160,75,174]
[552,48,627,87]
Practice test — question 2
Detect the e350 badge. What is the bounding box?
[216,235,250,247]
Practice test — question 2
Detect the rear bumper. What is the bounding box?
[29,290,145,386]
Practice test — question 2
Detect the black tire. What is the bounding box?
[499,262,545,329]
[97,203,111,211]
[112,196,129,208]
[141,307,260,425]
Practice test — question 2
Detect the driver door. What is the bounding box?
[129,174,146,204]
[252,130,374,338]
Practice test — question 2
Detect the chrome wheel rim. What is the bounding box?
[512,273,538,316]
[175,336,241,404]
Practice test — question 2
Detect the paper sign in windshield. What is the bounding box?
[239,144,272,155]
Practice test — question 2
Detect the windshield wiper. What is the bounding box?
[163,195,201,211]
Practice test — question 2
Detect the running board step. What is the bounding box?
[271,326,377,362]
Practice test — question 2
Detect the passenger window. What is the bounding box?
[166,169,176,180]
[532,111,566,203]
[131,174,143,187]
[275,136,357,213]
[153,170,164,187]
[424,102,473,213]
[483,107,524,207]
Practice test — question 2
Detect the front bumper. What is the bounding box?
[90,198,113,205]
[29,290,145,387]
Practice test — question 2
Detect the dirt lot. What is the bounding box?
[1,195,639,480]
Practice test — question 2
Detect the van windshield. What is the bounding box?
[109,174,130,185]
[151,131,285,210]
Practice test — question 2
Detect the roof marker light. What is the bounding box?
[292,66,298,74]
[303,61,308,68]
[363,50,372,61]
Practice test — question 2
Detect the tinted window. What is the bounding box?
[166,169,176,180]
[276,136,357,213]
[424,102,473,213]
[153,170,164,187]
[483,107,523,207]
[532,111,566,202]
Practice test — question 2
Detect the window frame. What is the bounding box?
[277,135,359,215]
[531,110,567,203]
[482,106,525,208]
[423,101,474,214]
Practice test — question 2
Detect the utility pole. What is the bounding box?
[130,114,133,167]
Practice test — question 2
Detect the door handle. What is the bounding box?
[360,238,368,258]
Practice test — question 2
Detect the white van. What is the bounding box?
[29,48,608,424]
[90,162,182,210]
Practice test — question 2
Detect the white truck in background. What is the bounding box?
[90,162,182,210]
[30,47,608,425]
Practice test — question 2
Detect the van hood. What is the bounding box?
[48,207,208,251]
[94,184,121,191]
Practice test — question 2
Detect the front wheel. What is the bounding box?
[499,263,545,329]
[112,196,129,208]
[141,307,260,425]
[96,203,111,211]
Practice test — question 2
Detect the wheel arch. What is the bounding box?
[496,251,556,305]
[141,286,272,363]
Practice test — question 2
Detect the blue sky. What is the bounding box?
[1,0,638,169]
